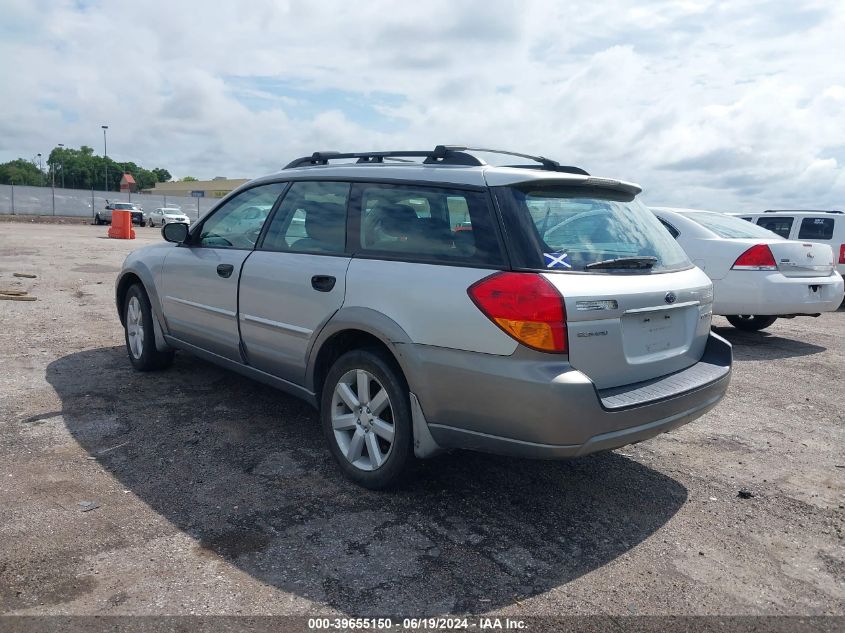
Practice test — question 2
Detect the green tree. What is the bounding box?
[0,159,43,186]
[180,176,198,182]
[5,145,174,191]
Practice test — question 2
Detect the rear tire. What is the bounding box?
[320,349,414,489]
[726,315,778,331]
[123,284,174,371]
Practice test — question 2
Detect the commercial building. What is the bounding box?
[143,177,249,199]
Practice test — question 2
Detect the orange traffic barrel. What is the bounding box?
[107,210,136,239]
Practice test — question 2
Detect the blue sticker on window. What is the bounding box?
[544,251,572,269]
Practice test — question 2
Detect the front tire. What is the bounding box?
[94,214,103,225]
[726,315,778,331]
[123,284,174,371]
[320,349,414,489]
[148,219,155,228]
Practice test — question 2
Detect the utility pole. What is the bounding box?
[58,143,65,188]
[102,125,109,191]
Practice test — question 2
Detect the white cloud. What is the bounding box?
[1,0,844,210]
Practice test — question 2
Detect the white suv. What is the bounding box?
[116,146,732,488]
[732,210,845,277]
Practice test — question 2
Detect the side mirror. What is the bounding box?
[162,222,189,244]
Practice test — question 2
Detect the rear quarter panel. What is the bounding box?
[343,259,518,355]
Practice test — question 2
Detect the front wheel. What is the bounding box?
[320,349,414,489]
[123,284,174,371]
[94,214,103,225]
[148,219,155,228]
[726,315,778,331]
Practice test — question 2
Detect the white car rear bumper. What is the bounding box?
[713,271,844,315]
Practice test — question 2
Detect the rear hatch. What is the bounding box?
[493,182,714,390]
[768,241,834,277]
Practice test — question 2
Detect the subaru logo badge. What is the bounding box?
[665,291,677,304]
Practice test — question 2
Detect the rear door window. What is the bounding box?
[797,217,834,240]
[756,216,794,238]
[354,183,503,266]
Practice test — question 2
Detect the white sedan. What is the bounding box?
[652,207,844,331]
[148,207,191,228]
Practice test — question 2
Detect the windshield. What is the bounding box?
[114,203,133,209]
[682,211,782,239]
[495,185,692,273]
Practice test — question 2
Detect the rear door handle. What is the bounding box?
[311,275,336,292]
[216,264,234,278]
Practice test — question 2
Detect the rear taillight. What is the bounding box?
[732,244,777,271]
[839,244,845,265]
[468,272,567,353]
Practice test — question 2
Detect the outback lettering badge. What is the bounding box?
[577,330,609,338]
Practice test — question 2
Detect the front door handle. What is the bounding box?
[311,275,336,292]
[216,264,234,278]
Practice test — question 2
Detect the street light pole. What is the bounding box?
[101,125,109,191]
[58,143,65,188]
[37,153,43,185]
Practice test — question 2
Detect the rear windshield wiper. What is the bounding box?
[585,256,658,270]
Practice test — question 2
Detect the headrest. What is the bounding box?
[303,201,346,245]
[376,203,419,237]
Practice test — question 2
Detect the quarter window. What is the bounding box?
[356,184,503,266]
[261,181,350,254]
[797,217,834,240]
[196,183,286,249]
[756,217,793,239]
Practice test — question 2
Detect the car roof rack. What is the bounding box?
[283,145,589,175]
[764,209,843,214]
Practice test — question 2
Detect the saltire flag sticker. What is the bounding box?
[544,251,572,269]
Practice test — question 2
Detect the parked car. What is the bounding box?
[148,207,191,228]
[115,146,732,488]
[729,210,845,278]
[96,201,146,226]
[652,207,844,331]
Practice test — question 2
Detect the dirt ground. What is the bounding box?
[0,222,843,618]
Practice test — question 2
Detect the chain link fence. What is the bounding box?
[0,184,219,221]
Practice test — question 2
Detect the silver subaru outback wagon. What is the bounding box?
[116,146,731,488]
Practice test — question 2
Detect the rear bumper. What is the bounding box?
[413,332,732,459]
[713,270,844,315]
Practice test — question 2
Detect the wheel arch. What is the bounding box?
[307,308,424,403]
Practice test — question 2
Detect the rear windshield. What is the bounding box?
[494,185,691,273]
[682,211,783,239]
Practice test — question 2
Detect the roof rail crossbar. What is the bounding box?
[764,209,842,214]
[283,145,589,174]
[284,149,459,169]
[437,146,590,175]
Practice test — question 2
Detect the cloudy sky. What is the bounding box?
[2,0,844,211]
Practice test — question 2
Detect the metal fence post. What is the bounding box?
[91,188,95,221]
[196,197,200,219]
[52,183,56,216]
[10,184,14,215]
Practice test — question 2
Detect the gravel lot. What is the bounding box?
[0,222,843,618]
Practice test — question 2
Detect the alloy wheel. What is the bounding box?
[126,296,145,359]
[331,369,395,471]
